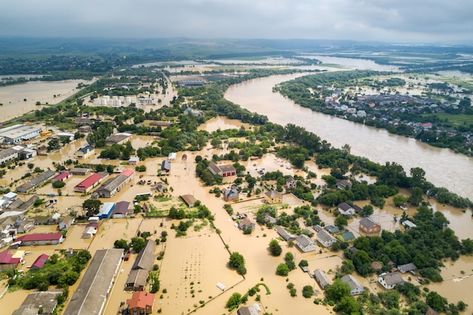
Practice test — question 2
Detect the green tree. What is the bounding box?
[302,285,314,298]
[228,252,246,275]
[426,291,447,312]
[325,279,351,302]
[335,214,348,228]
[82,199,102,217]
[269,239,282,256]
[276,263,289,276]
[130,237,146,253]
[114,239,129,250]
[226,292,242,309]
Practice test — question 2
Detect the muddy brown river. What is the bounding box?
[224,73,473,200]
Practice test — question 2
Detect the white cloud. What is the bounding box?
[0,0,471,43]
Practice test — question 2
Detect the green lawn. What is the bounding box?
[434,113,473,126]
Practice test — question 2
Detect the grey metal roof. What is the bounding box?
[132,240,156,271]
[63,249,124,315]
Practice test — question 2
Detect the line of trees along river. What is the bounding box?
[224,73,473,201]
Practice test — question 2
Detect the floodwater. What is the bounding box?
[299,54,400,72]
[224,73,473,200]
[0,80,88,122]
[198,116,250,133]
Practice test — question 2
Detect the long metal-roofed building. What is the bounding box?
[63,249,124,315]
[16,170,56,193]
[95,169,134,198]
[0,124,41,144]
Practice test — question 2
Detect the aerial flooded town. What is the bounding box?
[0,1,473,315]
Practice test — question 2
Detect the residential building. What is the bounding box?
[0,250,21,270]
[316,228,337,248]
[397,263,417,274]
[359,217,381,234]
[180,194,197,207]
[13,290,62,315]
[285,176,297,190]
[98,202,115,219]
[238,217,255,232]
[125,269,149,291]
[57,132,74,141]
[183,107,204,117]
[264,190,282,204]
[53,171,72,182]
[223,186,239,202]
[74,172,106,193]
[95,169,134,198]
[15,232,63,246]
[263,213,277,225]
[208,161,236,177]
[63,249,124,315]
[237,303,260,315]
[402,220,417,229]
[16,170,56,193]
[341,275,364,295]
[378,272,404,289]
[340,231,356,242]
[76,145,95,158]
[70,167,91,176]
[82,222,98,239]
[338,202,355,216]
[295,235,316,252]
[31,254,49,269]
[0,148,19,164]
[313,269,332,289]
[112,201,131,218]
[275,226,296,241]
[336,179,352,190]
[0,124,41,144]
[125,291,155,314]
[128,156,139,165]
[106,132,131,145]
[161,160,171,173]
[58,216,74,231]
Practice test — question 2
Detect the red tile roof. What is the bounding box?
[75,173,104,189]
[16,232,62,242]
[0,250,21,265]
[121,169,134,177]
[53,171,71,181]
[127,291,155,310]
[31,254,49,269]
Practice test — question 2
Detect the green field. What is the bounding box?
[433,113,473,126]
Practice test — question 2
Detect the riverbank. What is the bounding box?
[224,73,473,201]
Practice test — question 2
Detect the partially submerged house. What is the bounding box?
[275,226,296,241]
[264,190,282,204]
[208,161,236,177]
[13,290,62,315]
[359,217,381,234]
[126,240,156,291]
[223,186,239,202]
[16,170,56,193]
[397,263,417,274]
[180,194,197,207]
[125,291,155,314]
[238,217,255,233]
[295,235,316,253]
[112,201,131,218]
[74,172,106,193]
[0,250,21,270]
[316,228,337,248]
[95,169,134,198]
[15,232,63,246]
[341,274,364,295]
[313,269,332,289]
[338,202,355,216]
[378,272,404,289]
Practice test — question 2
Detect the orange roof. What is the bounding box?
[121,169,134,177]
[127,291,154,309]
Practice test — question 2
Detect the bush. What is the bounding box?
[52,181,65,188]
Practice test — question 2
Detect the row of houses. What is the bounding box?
[125,240,156,291]
[16,170,56,193]
[275,226,317,253]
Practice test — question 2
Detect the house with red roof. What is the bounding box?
[74,172,106,193]
[15,233,64,246]
[53,171,72,182]
[31,254,49,269]
[0,250,21,270]
[126,291,155,314]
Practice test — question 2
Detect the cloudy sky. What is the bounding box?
[0,0,472,43]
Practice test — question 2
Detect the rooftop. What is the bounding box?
[63,249,124,315]
[16,232,62,243]
[126,291,155,310]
